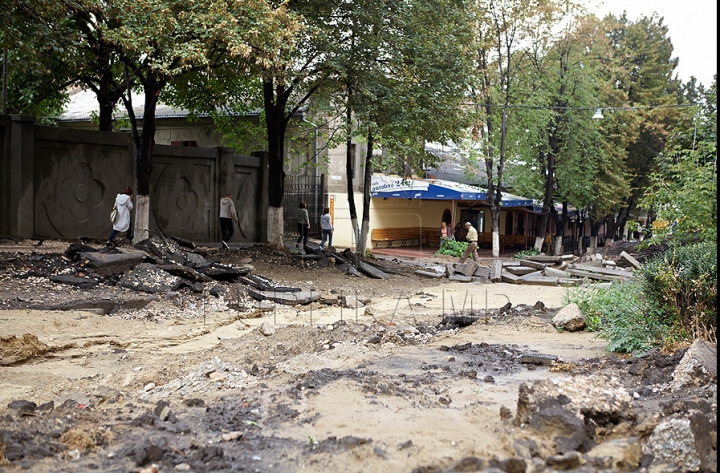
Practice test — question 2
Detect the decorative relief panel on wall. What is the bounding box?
[34,144,128,239]
[151,158,215,241]
[233,167,258,241]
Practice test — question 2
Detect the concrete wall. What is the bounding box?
[1,115,265,243]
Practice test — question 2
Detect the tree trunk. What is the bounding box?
[551,202,568,255]
[610,195,634,243]
[267,207,284,248]
[577,213,585,254]
[76,14,123,132]
[490,109,507,258]
[345,88,360,250]
[588,217,603,250]
[93,50,123,132]
[263,79,289,249]
[534,154,555,252]
[97,100,116,132]
[357,130,373,258]
[130,74,161,243]
[491,207,500,258]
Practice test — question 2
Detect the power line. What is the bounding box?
[464,102,695,111]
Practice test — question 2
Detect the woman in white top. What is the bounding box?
[319,207,333,250]
[219,192,239,249]
[108,186,134,245]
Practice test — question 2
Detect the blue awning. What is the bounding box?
[501,192,533,207]
[371,176,533,207]
[371,176,487,201]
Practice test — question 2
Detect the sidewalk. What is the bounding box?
[370,245,518,261]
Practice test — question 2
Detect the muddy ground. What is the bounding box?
[0,238,715,473]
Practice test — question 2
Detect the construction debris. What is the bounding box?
[402,251,639,287]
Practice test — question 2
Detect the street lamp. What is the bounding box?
[592,108,604,120]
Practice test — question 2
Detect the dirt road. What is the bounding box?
[0,239,713,473]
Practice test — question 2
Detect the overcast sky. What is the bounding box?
[585,0,717,87]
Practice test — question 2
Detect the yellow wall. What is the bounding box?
[328,193,452,248]
[327,194,537,249]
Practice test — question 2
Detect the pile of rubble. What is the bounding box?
[414,250,642,287]
[5,235,335,311]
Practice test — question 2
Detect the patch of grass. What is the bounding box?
[563,281,670,355]
[512,248,541,260]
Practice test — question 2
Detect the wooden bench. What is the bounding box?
[475,233,527,250]
[371,228,423,248]
[502,234,529,250]
[422,227,442,247]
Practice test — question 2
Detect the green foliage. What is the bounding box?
[641,84,717,245]
[564,241,718,354]
[435,239,468,258]
[563,282,668,354]
[512,249,540,260]
[639,242,717,344]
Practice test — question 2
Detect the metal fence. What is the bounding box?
[283,173,323,239]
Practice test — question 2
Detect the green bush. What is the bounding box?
[435,239,468,258]
[563,241,717,354]
[639,241,717,344]
[563,281,668,355]
[513,248,541,260]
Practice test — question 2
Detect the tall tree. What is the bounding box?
[328,0,473,256]
[91,0,281,241]
[7,0,281,242]
[641,79,717,244]
[603,13,682,241]
[464,0,562,257]
[511,12,634,254]
[5,0,134,130]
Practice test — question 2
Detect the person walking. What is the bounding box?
[296,201,310,252]
[458,222,480,263]
[319,207,334,250]
[107,186,134,246]
[219,192,239,249]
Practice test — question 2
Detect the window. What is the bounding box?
[171,140,197,147]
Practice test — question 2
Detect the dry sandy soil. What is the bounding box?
[0,238,712,472]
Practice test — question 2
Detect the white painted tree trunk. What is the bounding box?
[267,206,284,249]
[357,222,368,257]
[350,218,360,252]
[553,237,563,255]
[492,230,500,258]
[133,195,150,244]
[589,236,598,249]
[534,236,544,252]
[605,237,615,245]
